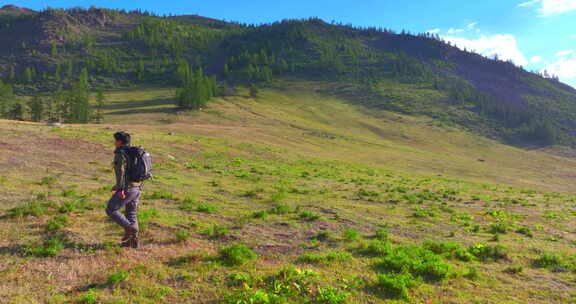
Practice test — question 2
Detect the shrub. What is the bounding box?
[58,199,93,214]
[463,266,480,280]
[226,273,254,287]
[44,215,70,232]
[24,235,67,257]
[8,201,47,217]
[516,226,533,237]
[179,197,197,211]
[196,203,217,214]
[175,230,191,243]
[532,254,562,269]
[343,229,360,241]
[504,265,524,274]
[375,273,418,300]
[358,240,392,257]
[374,228,389,241]
[297,252,352,265]
[269,203,293,215]
[412,207,436,218]
[77,289,98,304]
[138,208,160,232]
[40,176,57,186]
[488,222,509,234]
[168,251,206,267]
[219,244,258,266]
[203,224,229,239]
[148,191,174,200]
[469,244,508,262]
[107,271,129,286]
[423,241,473,262]
[298,210,321,221]
[313,231,333,242]
[251,210,268,219]
[377,246,452,282]
[60,189,78,198]
[316,286,350,304]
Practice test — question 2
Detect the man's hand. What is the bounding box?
[117,190,126,200]
[112,186,119,193]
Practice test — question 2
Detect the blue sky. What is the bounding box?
[9,0,576,87]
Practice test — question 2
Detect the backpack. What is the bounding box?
[121,146,152,182]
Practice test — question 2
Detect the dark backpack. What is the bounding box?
[121,146,152,182]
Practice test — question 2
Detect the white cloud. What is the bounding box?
[556,49,574,57]
[543,52,576,80]
[426,28,440,34]
[444,34,529,66]
[571,34,576,38]
[530,56,543,63]
[466,22,478,30]
[518,0,576,16]
[447,28,464,34]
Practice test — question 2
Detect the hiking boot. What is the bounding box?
[120,225,138,248]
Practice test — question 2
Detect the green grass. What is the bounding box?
[1,84,576,303]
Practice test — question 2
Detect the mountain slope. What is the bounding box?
[0,7,575,147]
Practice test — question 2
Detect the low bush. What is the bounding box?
[375,273,418,300]
[218,244,258,266]
[175,230,191,243]
[315,286,350,303]
[516,226,533,237]
[297,252,352,265]
[196,203,217,214]
[298,210,321,221]
[147,191,174,200]
[8,201,47,217]
[202,224,229,239]
[488,222,510,234]
[532,254,563,269]
[469,244,508,262]
[24,235,67,257]
[44,215,70,232]
[251,210,268,219]
[342,229,360,241]
[358,240,392,257]
[107,271,129,286]
[377,246,452,282]
[269,203,293,215]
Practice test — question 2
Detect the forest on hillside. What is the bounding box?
[0,7,574,146]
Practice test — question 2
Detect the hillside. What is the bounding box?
[0,6,576,147]
[1,85,576,303]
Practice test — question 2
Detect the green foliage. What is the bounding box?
[24,235,67,257]
[196,203,217,214]
[297,252,352,265]
[44,215,70,232]
[298,210,321,221]
[342,228,360,241]
[468,244,508,262]
[218,243,258,266]
[532,254,563,269]
[377,245,452,282]
[148,191,174,199]
[358,240,392,257]
[8,201,47,217]
[488,222,510,234]
[315,286,350,304]
[269,203,293,215]
[375,272,418,300]
[202,224,230,239]
[175,230,191,242]
[107,271,130,286]
[76,289,98,304]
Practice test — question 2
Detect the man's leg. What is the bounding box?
[123,187,141,248]
[106,193,131,228]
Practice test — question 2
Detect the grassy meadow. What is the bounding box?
[1,82,576,303]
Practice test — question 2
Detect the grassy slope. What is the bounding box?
[1,83,576,303]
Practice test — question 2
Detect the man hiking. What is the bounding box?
[106,131,152,248]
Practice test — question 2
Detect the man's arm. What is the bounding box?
[113,151,127,192]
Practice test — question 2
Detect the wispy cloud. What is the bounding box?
[530,56,543,63]
[543,50,576,81]
[444,34,528,66]
[518,0,576,16]
[426,28,440,34]
[556,49,574,57]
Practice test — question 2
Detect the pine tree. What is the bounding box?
[28,96,44,122]
[51,41,58,57]
[94,87,105,123]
